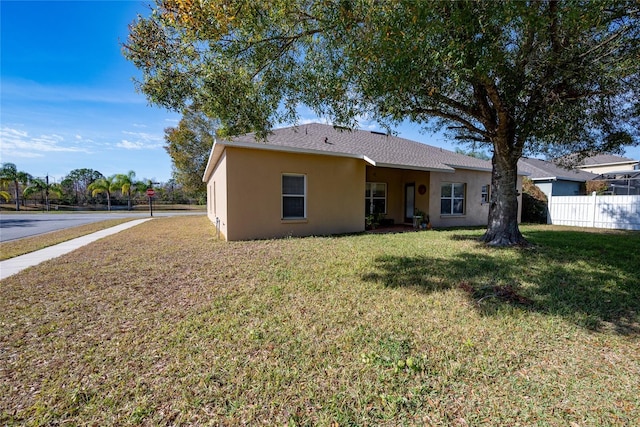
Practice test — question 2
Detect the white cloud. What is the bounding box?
[122,130,163,142]
[116,131,164,150]
[0,127,90,158]
[117,140,146,150]
[297,116,333,126]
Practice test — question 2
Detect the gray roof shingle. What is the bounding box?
[228,123,492,172]
[577,154,636,166]
[518,157,597,182]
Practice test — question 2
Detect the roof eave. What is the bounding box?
[578,160,638,168]
[202,139,224,182]
[443,164,493,173]
[208,139,377,170]
[375,162,455,173]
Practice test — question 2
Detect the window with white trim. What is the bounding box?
[441,182,465,215]
[365,182,387,214]
[481,184,490,204]
[282,174,306,219]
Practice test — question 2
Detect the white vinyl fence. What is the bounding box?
[548,193,640,230]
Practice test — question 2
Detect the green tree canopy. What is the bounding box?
[114,170,147,210]
[23,177,63,211]
[124,0,640,245]
[88,175,119,211]
[164,106,217,195]
[61,168,103,205]
[0,163,32,211]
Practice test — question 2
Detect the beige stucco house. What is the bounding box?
[203,123,523,241]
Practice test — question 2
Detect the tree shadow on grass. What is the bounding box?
[362,229,640,335]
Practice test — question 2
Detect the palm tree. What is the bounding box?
[114,170,144,211]
[0,190,10,203]
[88,175,118,211]
[0,163,32,211]
[23,177,63,211]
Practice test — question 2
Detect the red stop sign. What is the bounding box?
[146,189,155,197]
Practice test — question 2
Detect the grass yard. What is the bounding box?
[1,216,638,426]
[0,218,136,261]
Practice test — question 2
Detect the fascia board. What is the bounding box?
[531,176,588,183]
[443,164,493,173]
[202,140,224,182]
[375,162,455,173]
[578,161,637,168]
[220,140,374,163]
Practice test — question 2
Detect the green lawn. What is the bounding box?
[1,216,638,426]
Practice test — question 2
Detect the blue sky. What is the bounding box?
[2,1,639,185]
[1,0,181,183]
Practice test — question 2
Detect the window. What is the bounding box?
[282,174,306,219]
[365,182,387,214]
[441,183,465,215]
[481,184,490,204]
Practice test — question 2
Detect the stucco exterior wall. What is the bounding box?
[205,146,525,240]
[578,162,638,174]
[207,150,228,240]
[223,147,365,240]
[428,169,494,228]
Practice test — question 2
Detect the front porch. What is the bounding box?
[365,166,432,226]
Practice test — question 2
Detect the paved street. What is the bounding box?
[0,212,204,242]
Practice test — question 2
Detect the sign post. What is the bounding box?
[146,188,155,217]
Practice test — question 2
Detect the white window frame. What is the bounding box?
[481,184,490,204]
[282,174,306,219]
[441,182,466,215]
[365,182,387,215]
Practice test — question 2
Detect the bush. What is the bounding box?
[521,178,548,223]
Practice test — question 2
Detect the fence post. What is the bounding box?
[590,191,597,228]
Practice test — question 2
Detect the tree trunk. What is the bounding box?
[13,181,20,211]
[481,139,528,246]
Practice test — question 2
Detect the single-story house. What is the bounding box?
[203,123,523,241]
[517,157,597,200]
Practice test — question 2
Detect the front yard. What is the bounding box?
[1,216,638,425]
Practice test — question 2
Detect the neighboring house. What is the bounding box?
[572,154,639,175]
[517,157,597,200]
[203,123,524,241]
[573,154,640,195]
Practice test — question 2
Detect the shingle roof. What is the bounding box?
[577,154,637,166]
[518,157,597,182]
[227,123,492,172]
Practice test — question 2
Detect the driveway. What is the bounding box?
[0,212,204,242]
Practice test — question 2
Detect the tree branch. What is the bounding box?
[401,106,491,140]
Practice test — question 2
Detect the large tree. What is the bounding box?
[60,168,103,205]
[124,0,640,245]
[164,106,217,195]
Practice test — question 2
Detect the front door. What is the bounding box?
[405,183,415,223]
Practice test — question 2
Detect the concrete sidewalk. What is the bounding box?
[0,218,153,281]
